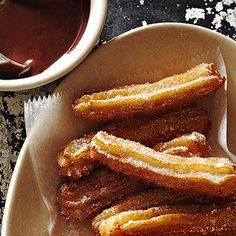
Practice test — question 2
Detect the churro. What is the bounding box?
[153,132,211,157]
[97,202,236,235]
[104,105,211,146]
[91,131,236,197]
[72,63,225,121]
[57,168,149,221]
[92,188,232,233]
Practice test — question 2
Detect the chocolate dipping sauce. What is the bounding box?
[0,0,90,78]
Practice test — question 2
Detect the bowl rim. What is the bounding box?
[0,0,108,91]
[2,22,236,235]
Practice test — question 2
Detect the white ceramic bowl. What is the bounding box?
[0,0,107,91]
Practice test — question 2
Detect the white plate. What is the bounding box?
[2,23,236,235]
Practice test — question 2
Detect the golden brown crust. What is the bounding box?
[91,132,236,197]
[104,106,211,147]
[97,202,236,236]
[72,63,225,121]
[57,168,150,221]
[92,188,234,233]
[153,132,211,157]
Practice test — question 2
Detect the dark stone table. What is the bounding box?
[0,0,236,226]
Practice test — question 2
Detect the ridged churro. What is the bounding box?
[104,105,211,146]
[97,202,236,236]
[91,131,236,197]
[72,63,225,121]
[92,188,232,233]
[56,134,99,180]
[57,168,149,221]
[153,132,211,157]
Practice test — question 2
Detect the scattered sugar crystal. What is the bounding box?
[185,8,205,24]
[225,8,236,29]
[212,12,226,29]
[211,6,236,30]
[215,2,223,12]
[140,0,144,5]
[206,7,212,14]
[142,20,147,26]
[223,0,234,6]
[185,0,236,32]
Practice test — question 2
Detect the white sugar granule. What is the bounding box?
[142,20,147,26]
[185,8,205,24]
[206,7,212,14]
[140,0,144,5]
[215,2,223,12]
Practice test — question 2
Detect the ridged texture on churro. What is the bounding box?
[72,63,225,121]
[91,131,236,197]
[56,134,99,180]
[153,132,211,157]
[57,168,149,221]
[92,188,232,233]
[104,105,211,146]
[97,202,236,236]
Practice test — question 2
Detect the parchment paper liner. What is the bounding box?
[24,48,234,235]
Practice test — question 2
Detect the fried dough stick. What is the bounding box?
[92,188,233,233]
[97,202,236,236]
[57,168,150,221]
[153,132,211,157]
[57,106,211,180]
[104,105,211,147]
[72,63,225,121]
[91,131,236,197]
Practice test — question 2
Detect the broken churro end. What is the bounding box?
[56,134,99,180]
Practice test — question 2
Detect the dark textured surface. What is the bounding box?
[0,0,236,227]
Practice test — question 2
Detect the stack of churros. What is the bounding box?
[57,105,211,179]
[56,63,236,235]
